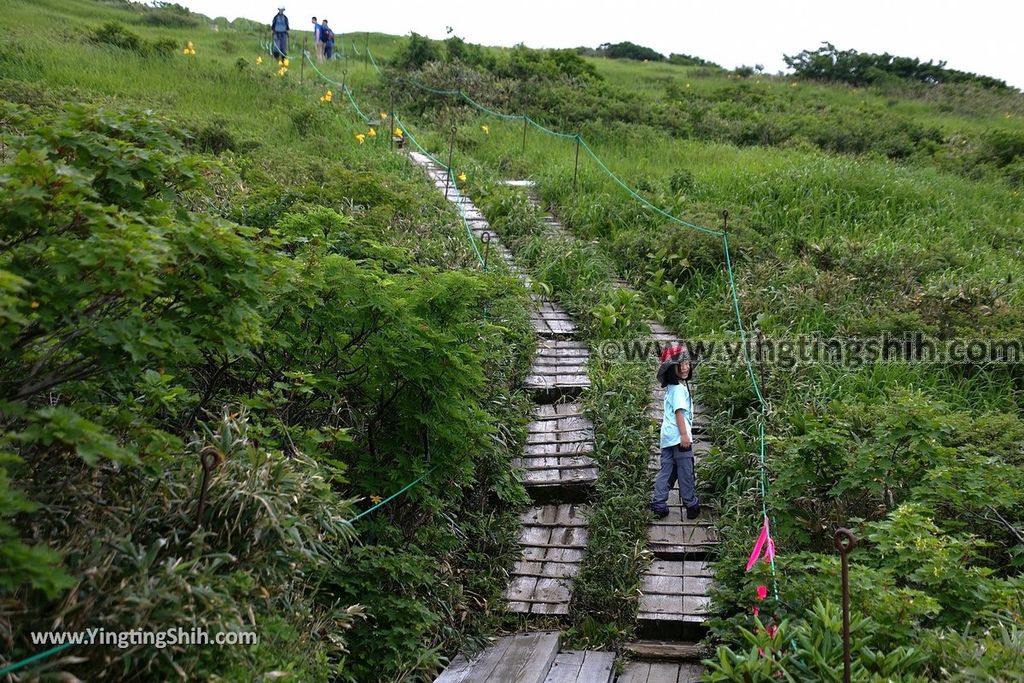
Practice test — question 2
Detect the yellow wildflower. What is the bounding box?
[457,172,467,182]
[355,133,366,144]
[278,66,288,76]
[393,127,403,137]
[256,55,263,65]
[30,301,39,309]
[369,494,383,504]
[367,127,377,138]
[283,58,290,67]
[380,112,388,119]
[481,125,490,134]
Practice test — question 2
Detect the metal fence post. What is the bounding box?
[835,528,857,683]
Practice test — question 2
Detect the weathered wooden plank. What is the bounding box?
[677,663,705,682]
[647,663,684,683]
[577,651,615,683]
[486,631,560,683]
[542,651,584,683]
[433,653,475,683]
[640,593,683,617]
[616,662,651,683]
[434,635,515,683]
[623,640,706,660]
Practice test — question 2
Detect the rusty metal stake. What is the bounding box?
[835,528,857,683]
[722,209,730,233]
[572,133,581,190]
[444,125,457,199]
[481,232,491,271]
[194,450,220,530]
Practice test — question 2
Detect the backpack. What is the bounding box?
[321,27,333,43]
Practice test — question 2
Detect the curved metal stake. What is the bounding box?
[835,528,857,683]
[195,450,220,530]
[481,231,491,271]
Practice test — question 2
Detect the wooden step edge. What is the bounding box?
[622,640,709,661]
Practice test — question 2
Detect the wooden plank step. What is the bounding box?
[435,631,561,683]
[637,559,713,624]
[617,661,704,683]
[544,650,614,683]
[623,640,707,661]
[506,505,589,615]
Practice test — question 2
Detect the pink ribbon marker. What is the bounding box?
[746,515,774,571]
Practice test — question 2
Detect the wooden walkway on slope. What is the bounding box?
[509,179,716,669]
[410,157,603,683]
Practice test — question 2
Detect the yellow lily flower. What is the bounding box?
[393,127,403,137]
[369,494,383,504]
[355,133,366,144]
[283,58,290,67]
[380,112,388,119]
[256,55,263,65]
[367,127,377,138]
[481,125,490,134]
[30,301,40,309]
[457,172,467,182]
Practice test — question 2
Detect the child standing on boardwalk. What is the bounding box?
[650,345,701,520]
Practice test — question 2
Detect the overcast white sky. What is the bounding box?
[179,0,1024,89]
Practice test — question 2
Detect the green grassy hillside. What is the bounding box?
[3,0,1024,680]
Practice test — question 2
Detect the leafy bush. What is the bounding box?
[1,101,532,680]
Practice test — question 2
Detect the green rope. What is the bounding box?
[348,466,438,522]
[367,47,383,75]
[460,92,522,121]
[524,115,578,141]
[0,642,74,677]
[578,138,723,237]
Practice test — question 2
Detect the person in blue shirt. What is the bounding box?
[321,20,335,60]
[312,16,323,63]
[650,346,701,520]
[270,8,289,60]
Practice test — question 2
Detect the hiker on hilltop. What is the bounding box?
[650,345,701,520]
[312,16,323,63]
[270,7,289,60]
[321,20,335,60]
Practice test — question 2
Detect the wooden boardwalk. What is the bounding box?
[514,403,596,488]
[412,158,611,681]
[505,504,588,615]
[511,180,715,672]
[525,339,590,401]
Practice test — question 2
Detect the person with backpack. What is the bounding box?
[312,17,323,63]
[270,7,289,60]
[321,20,335,60]
[650,345,701,520]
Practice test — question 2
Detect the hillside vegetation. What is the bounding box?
[387,28,1024,681]
[2,1,1024,680]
